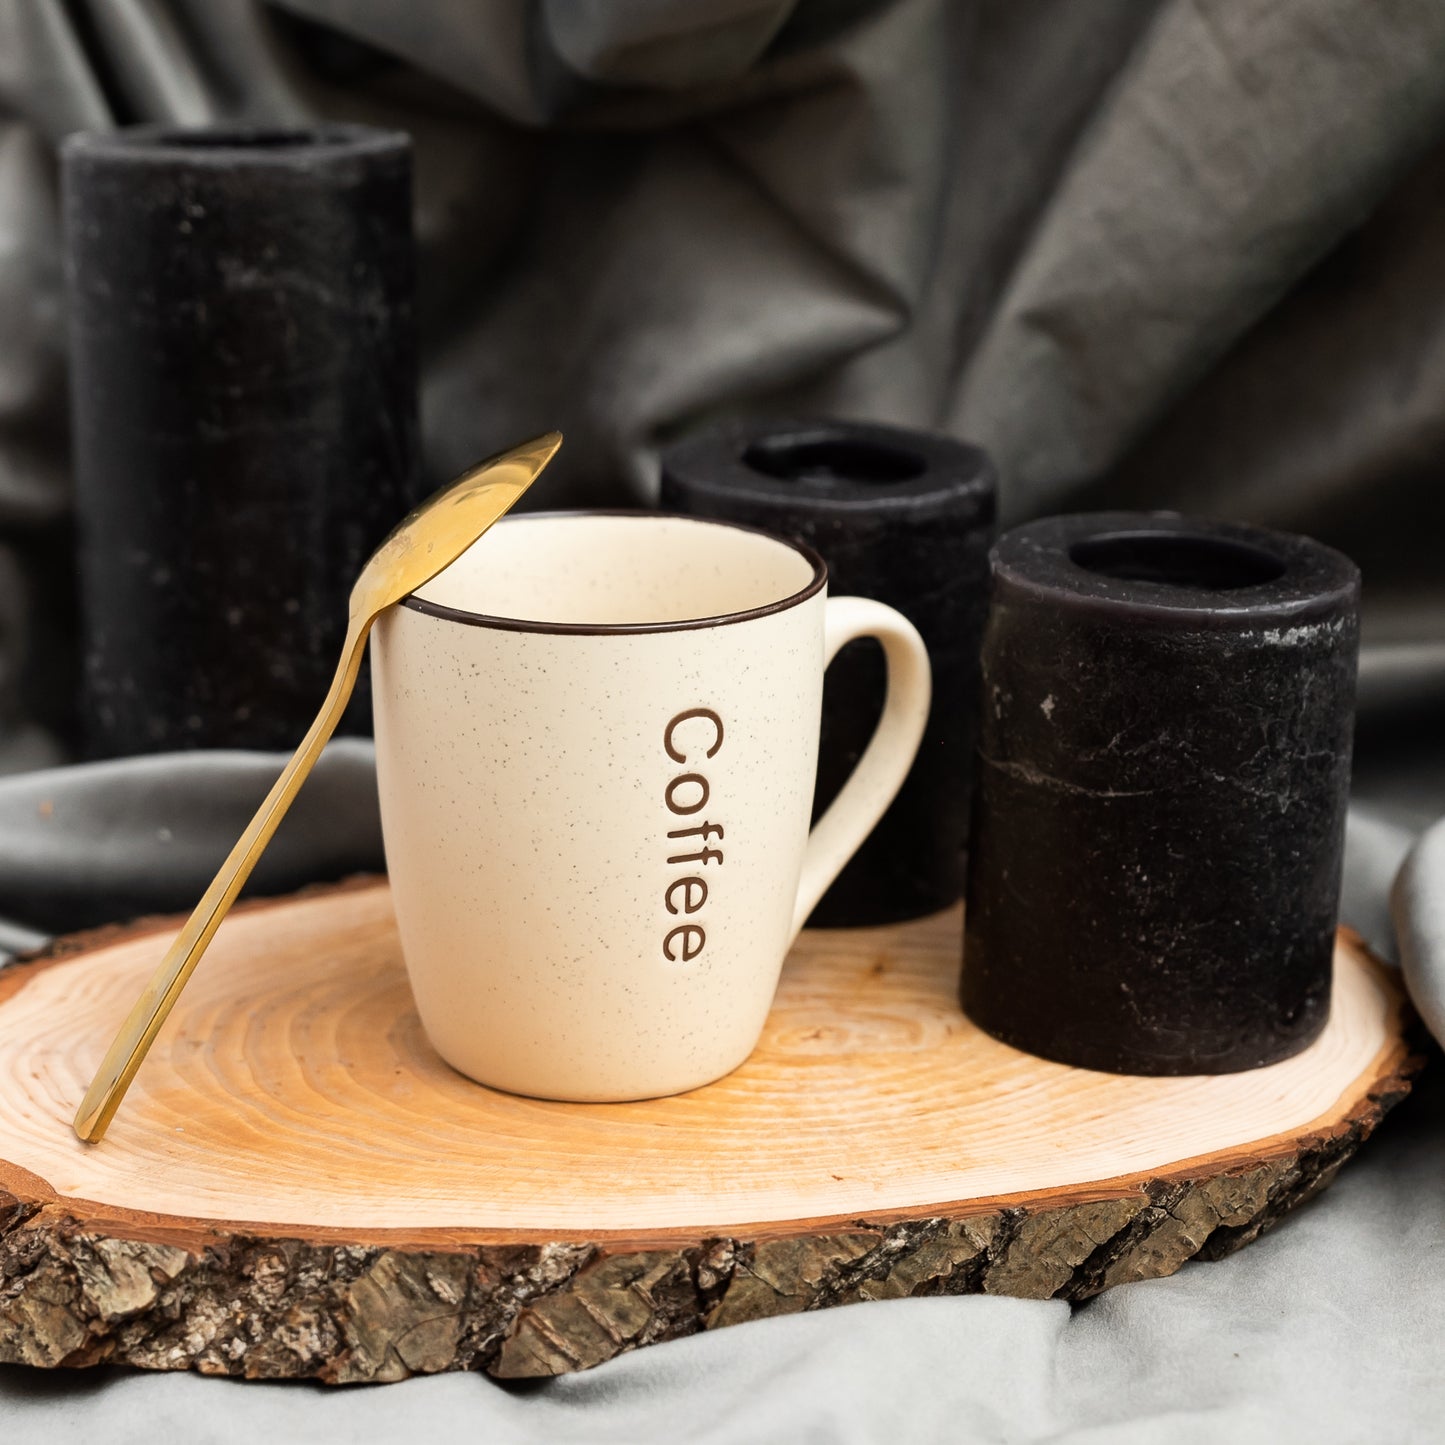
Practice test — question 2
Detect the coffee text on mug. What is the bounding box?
[662,708,724,963]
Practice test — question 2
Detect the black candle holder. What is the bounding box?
[661,418,996,926]
[962,512,1360,1075]
[62,123,419,757]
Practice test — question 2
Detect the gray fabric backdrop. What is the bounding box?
[2,1,1444,1438]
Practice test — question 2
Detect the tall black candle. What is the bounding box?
[661,419,996,926]
[62,124,419,757]
[963,512,1360,1074]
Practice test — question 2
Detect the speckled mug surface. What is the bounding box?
[371,512,931,1101]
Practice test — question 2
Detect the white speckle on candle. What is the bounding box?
[1250,617,1349,646]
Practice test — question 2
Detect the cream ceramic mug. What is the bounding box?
[371,512,931,1101]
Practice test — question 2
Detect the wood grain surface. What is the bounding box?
[0,878,1419,1382]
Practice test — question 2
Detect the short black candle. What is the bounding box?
[962,512,1360,1075]
[661,419,996,926]
[63,124,419,757]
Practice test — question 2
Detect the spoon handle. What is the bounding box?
[73,616,373,1143]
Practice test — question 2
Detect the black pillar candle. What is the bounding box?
[963,512,1360,1074]
[661,419,996,926]
[62,124,419,757]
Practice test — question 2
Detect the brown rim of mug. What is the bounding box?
[398,509,830,636]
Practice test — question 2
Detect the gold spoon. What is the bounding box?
[73,431,563,1144]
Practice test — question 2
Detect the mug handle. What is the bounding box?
[789,596,933,940]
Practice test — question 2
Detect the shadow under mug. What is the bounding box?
[372,512,931,1101]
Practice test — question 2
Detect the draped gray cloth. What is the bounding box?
[3,0,1445,1438]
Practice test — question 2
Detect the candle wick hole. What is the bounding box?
[1069,533,1286,591]
[742,436,926,486]
[139,128,355,152]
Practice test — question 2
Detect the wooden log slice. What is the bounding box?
[0,878,1419,1384]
